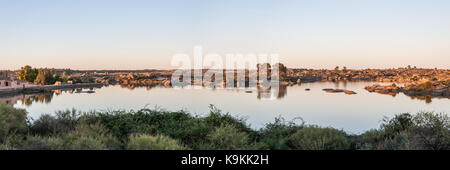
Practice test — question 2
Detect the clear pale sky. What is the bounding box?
[1,0,449,70]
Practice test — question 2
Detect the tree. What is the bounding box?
[17,65,38,82]
[34,68,56,85]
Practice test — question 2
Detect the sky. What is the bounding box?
[1,0,450,70]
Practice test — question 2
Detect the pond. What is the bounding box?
[2,81,449,134]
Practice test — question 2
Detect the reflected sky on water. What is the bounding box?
[2,81,449,134]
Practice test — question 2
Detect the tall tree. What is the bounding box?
[34,68,55,85]
[17,65,38,82]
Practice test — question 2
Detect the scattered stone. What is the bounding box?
[323,88,345,93]
[344,90,357,95]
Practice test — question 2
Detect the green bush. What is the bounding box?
[288,125,350,150]
[68,120,122,150]
[3,120,119,150]
[411,112,449,150]
[358,129,385,149]
[0,103,27,142]
[381,113,414,137]
[91,107,253,150]
[18,135,66,150]
[29,109,79,136]
[377,112,449,150]
[204,105,254,137]
[0,144,10,150]
[206,124,250,150]
[92,109,210,149]
[68,136,107,150]
[356,112,450,150]
[257,117,303,150]
[1,104,447,150]
[382,132,418,150]
[127,134,187,150]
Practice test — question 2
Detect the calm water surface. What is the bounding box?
[3,81,450,134]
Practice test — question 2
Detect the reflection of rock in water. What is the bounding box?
[257,85,287,100]
[408,95,434,104]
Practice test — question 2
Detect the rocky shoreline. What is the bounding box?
[365,82,450,98]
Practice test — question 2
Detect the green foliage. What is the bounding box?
[204,105,256,140]
[257,117,303,150]
[206,124,250,150]
[34,68,57,85]
[91,106,253,150]
[66,136,107,150]
[0,104,448,150]
[288,125,350,150]
[358,129,385,149]
[29,109,79,136]
[67,119,121,150]
[17,65,38,82]
[0,144,10,150]
[412,112,449,150]
[16,135,66,150]
[355,112,450,150]
[0,103,27,142]
[127,134,187,150]
[378,112,449,150]
[91,109,208,148]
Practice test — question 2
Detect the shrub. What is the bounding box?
[288,125,350,150]
[18,135,66,150]
[68,119,121,150]
[0,144,10,150]
[206,124,250,150]
[411,112,449,150]
[377,112,449,150]
[29,109,79,136]
[381,113,414,137]
[68,136,107,150]
[204,105,253,136]
[127,134,187,150]
[257,117,303,150]
[382,132,418,150]
[1,105,447,151]
[359,129,385,149]
[0,103,27,142]
[92,109,210,149]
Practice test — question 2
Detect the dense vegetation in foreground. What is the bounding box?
[0,103,448,150]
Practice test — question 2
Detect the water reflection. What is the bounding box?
[0,93,54,107]
[409,95,434,104]
[257,85,287,100]
[0,82,448,109]
[3,82,448,133]
[105,82,450,103]
[0,87,101,107]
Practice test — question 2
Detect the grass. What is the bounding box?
[0,103,448,150]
